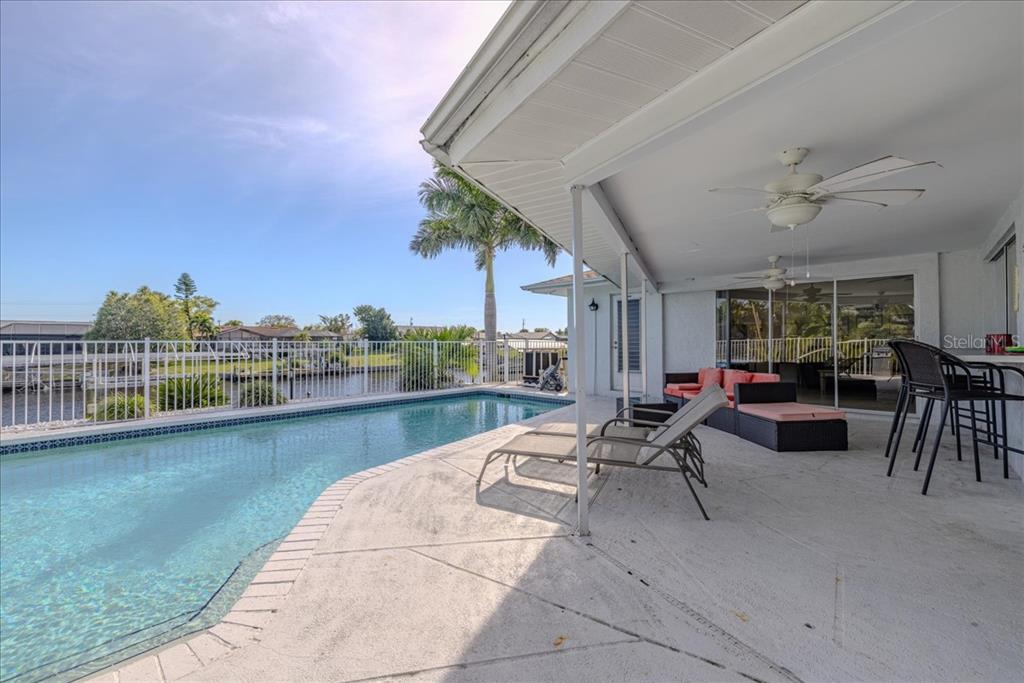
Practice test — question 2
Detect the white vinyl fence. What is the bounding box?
[1,338,567,432]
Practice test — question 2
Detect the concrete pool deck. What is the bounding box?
[92,398,1022,682]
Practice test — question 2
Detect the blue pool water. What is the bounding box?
[0,394,560,682]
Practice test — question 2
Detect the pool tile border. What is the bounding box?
[82,402,568,682]
[0,389,570,456]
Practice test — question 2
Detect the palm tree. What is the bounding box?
[412,163,560,345]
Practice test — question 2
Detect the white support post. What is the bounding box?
[143,338,151,419]
[620,252,630,413]
[767,288,774,374]
[571,184,589,537]
[271,338,279,405]
[640,278,648,402]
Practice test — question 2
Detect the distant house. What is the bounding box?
[1,320,93,354]
[216,325,301,341]
[472,329,566,348]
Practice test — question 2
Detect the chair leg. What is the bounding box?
[921,405,949,495]
[884,384,907,459]
[914,399,935,471]
[912,398,932,452]
[989,400,999,459]
[680,469,710,521]
[888,393,914,477]
[953,402,962,462]
[969,401,981,483]
[1001,401,1010,479]
[477,452,499,485]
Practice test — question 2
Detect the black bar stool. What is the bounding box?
[885,340,1024,494]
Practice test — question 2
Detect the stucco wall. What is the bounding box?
[662,291,717,374]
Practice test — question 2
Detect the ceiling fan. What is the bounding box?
[733,255,789,291]
[709,147,939,231]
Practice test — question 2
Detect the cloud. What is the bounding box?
[2,0,509,200]
[176,1,511,195]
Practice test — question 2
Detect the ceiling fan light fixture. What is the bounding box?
[766,198,821,228]
[764,278,786,291]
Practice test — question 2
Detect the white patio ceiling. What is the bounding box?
[421,1,1023,290]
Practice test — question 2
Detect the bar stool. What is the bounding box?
[885,340,1024,494]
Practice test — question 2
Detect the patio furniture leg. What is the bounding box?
[921,404,949,495]
[913,399,935,471]
[1002,401,1010,479]
[680,467,710,521]
[884,383,907,459]
[477,452,500,485]
[912,397,933,456]
[970,400,981,483]
[989,399,999,458]
[953,402,962,462]
[888,392,914,477]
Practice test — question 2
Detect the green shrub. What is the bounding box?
[326,351,349,368]
[239,380,287,407]
[154,374,228,411]
[93,393,146,421]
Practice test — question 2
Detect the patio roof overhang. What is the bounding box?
[421,0,1024,534]
[421,1,1023,290]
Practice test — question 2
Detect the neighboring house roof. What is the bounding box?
[520,270,604,295]
[0,320,93,337]
[217,325,301,338]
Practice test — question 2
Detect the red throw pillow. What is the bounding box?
[699,367,723,388]
[722,369,753,396]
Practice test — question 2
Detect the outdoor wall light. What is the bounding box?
[588,299,599,312]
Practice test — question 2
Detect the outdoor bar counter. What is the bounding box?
[958,354,1024,479]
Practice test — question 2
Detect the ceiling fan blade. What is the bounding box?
[809,156,939,193]
[708,186,777,196]
[822,196,889,208]
[825,189,925,206]
[713,206,767,221]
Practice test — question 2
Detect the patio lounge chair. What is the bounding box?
[527,389,704,438]
[479,386,729,519]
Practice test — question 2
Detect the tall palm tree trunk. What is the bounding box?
[484,250,496,342]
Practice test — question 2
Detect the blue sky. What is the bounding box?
[0,1,571,331]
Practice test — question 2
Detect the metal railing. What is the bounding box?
[716,337,893,376]
[1,338,567,432]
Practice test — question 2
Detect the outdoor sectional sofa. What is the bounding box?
[663,369,848,451]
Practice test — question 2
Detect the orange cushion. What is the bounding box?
[664,386,685,397]
[750,373,780,383]
[738,402,846,422]
[699,367,723,388]
[666,382,701,393]
[722,369,753,396]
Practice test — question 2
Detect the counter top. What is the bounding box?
[957,354,1024,366]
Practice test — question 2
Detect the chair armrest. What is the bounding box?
[600,417,665,435]
[665,372,698,384]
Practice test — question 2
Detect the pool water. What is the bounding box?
[0,394,560,682]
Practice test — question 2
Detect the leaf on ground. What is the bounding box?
[553,635,567,648]
[731,610,749,623]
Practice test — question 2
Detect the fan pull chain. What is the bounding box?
[805,228,811,279]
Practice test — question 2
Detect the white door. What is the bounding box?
[611,296,642,392]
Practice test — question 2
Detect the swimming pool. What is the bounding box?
[0,393,562,682]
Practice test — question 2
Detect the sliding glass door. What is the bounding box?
[717,274,914,413]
